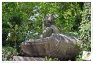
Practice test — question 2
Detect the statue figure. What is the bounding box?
[40,14,59,38]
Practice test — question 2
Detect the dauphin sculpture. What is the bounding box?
[20,14,82,61]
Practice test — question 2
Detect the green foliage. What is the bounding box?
[2,2,40,46]
[79,2,91,51]
[39,2,82,33]
[2,46,18,61]
[2,2,83,46]
[76,2,91,61]
[76,51,82,61]
[2,2,91,61]
[45,56,59,61]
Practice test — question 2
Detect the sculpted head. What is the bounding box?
[45,14,58,26]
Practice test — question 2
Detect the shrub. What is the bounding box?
[2,46,18,61]
[79,2,91,51]
[76,2,91,61]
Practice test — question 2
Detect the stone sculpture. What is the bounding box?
[19,14,82,61]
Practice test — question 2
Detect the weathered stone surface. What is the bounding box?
[13,56,45,61]
[20,34,81,60]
